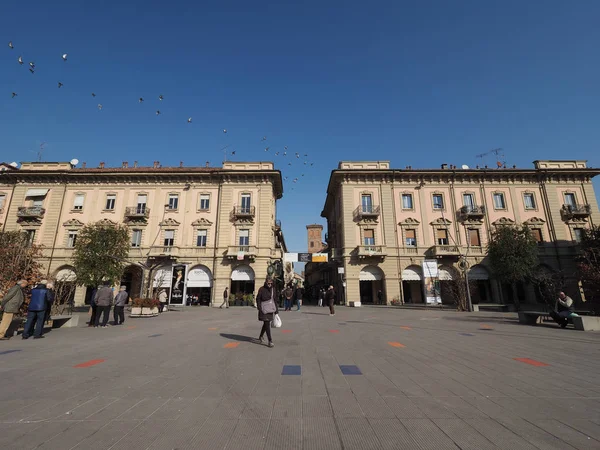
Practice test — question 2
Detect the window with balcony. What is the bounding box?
[564,192,576,207]
[105,194,116,210]
[361,194,373,214]
[402,194,413,210]
[493,192,506,209]
[0,194,6,211]
[436,228,449,245]
[432,194,444,210]
[67,231,78,248]
[199,194,210,210]
[241,194,251,214]
[463,193,475,209]
[531,228,543,243]
[197,229,207,247]
[523,193,536,210]
[363,229,375,246]
[167,194,179,210]
[468,229,480,247]
[131,229,142,248]
[239,229,249,247]
[31,197,44,208]
[405,229,416,247]
[573,228,584,243]
[137,194,148,214]
[73,194,84,211]
[164,230,175,247]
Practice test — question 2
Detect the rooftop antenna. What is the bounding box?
[37,142,46,162]
[221,144,231,162]
[476,147,505,168]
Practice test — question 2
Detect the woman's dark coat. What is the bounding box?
[256,284,279,321]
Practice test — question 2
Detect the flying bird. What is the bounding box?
[231,151,236,155]
[265,147,270,152]
[156,110,161,115]
[284,146,288,150]
[284,176,288,180]
[304,161,307,165]
[98,104,103,110]
[304,153,308,157]
[58,82,63,88]
[29,62,35,69]
[261,136,267,141]
[302,174,305,177]
[139,97,144,103]
[288,163,292,166]
[11,92,17,98]
[159,95,164,101]
[223,129,227,133]
[187,117,192,123]
[310,163,314,166]
[293,178,298,183]
[8,41,14,49]
[29,68,34,74]
[283,152,287,156]
[295,153,300,158]
[275,152,279,156]
[18,56,23,65]
[62,53,67,61]
[91,93,96,97]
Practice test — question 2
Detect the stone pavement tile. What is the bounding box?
[301,377,328,396]
[37,420,107,450]
[462,396,512,419]
[355,396,396,419]
[103,419,167,450]
[184,419,238,450]
[265,418,301,450]
[464,418,539,450]
[9,421,72,450]
[495,416,578,450]
[61,396,119,420]
[0,423,38,447]
[148,396,196,420]
[199,383,232,397]
[400,418,460,450]
[336,417,383,450]
[398,383,431,397]
[273,396,302,418]
[433,418,499,450]
[412,396,459,419]
[369,418,421,449]
[302,395,333,417]
[71,420,142,450]
[23,393,101,422]
[227,418,270,450]
[490,397,563,420]
[240,396,276,419]
[302,417,343,450]
[382,396,426,419]
[346,377,381,397]
[277,377,303,396]
[176,383,209,398]
[117,397,170,421]
[558,419,600,442]
[530,419,600,449]
[434,396,489,419]
[330,393,364,418]
[252,377,280,396]
[209,396,247,420]
[545,397,600,421]
[85,397,144,421]
[0,399,39,421]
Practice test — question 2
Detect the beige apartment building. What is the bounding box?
[0,161,284,306]
[316,160,600,307]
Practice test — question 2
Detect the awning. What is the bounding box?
[25,188,49,197]
[402,266,422,281]
[231,265,255,281]
[359,266,383,281]
[153,267,172,288]
[439,267,454,281]
[187,265,212,288]
[469,265,489,280]
[55,268,76,282]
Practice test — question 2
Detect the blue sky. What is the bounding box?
[2,0,600,254]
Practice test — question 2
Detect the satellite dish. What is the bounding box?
[9,162,18,168]
[70,158,79,166]
[461,164,469,169]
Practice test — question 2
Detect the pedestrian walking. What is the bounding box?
[0,280,27,340]
[23,280,49,339]
[326,285,335,316]
[256,278,278,347]
[113,286,128,325]
[317,288,324,307]
[44,282,55,324]
[88,286,100,327]
[377,289,383,305]
[94,283,114,328]
[158,289,167,313]
[220,287,229,308]
[295,285,303,311]
[283,284,294,311]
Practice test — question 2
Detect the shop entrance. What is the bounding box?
[402,265,423,303]
[359,265,385,304]
[186,265,213,306]
[231,264,255,303]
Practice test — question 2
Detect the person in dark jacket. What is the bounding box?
[283,285,294,311]
[325,285,336,316]
[23,280,49,339]
[256,278,278,347]
[113,286,128,325]
[94,283,114,327]
[0,280,28,340]
[88,286,99,327]
[294,285,303,311]
[44,282,55,324]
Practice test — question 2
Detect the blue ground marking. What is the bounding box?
[340,365,362,375]
[459,333,475,336]
[282,365,301,375]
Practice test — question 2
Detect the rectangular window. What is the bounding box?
[199,194,210,210]
[363,229,375,246]
[167,194,179,210]
[432,194,444,210]
[405,229,416,247]
[361,194,373,213]
[131,229,142,248]
[164,230,175,247]
[105,194,116,210]
[574,228,584,243]
[241,194,251,213]
[468,229,481,247]
[25,230,36,246]
[31,197,44,208]
[493,193,506,209]
[531,228,543,243]
[239,229,249,247]
[564,193,576,207]
[463,193,475,209]
[73,194,84,211]
[0,194,5,210]
[401,194,413,209]
[197,229,207,247]
[436,228,449,245]
[137,194,147,214]
[523,193,536,210]
[67,231,78,248]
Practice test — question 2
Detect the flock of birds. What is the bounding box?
[5,40,315,192]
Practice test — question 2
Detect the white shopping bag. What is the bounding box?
[272,313,282,328]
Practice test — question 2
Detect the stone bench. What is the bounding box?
[50,315,79,328]
[572,316,600,331]
[518,311,550,325]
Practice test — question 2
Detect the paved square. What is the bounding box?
[0,306,599,449]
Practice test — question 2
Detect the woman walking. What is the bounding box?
[256,277,278,347]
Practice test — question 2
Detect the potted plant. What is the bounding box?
[246,294,255,307]
[130,298,160,317]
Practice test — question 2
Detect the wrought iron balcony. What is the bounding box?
[17,206,45,218]
[227,245,258,259]
[561,204,591,219]
[459,205,486,219]
[353,205,380,221]
[356,245,386,258]
[432,245,460,257]
[125,206,150,219]
[231,205,255,219]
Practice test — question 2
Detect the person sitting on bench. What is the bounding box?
[553,292,574,328]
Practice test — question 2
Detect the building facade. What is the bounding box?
[0,161,284,306]
[318,160,600,307]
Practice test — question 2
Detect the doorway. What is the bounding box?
[359,265,385,304]
[402,265,423,303]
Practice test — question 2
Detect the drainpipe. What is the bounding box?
[47,175,68,276]
[211,174,223,306]
[538,172,562,271]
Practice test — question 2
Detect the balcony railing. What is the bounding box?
[125,206,150,219]
[227,245,258,259]
[148,245,178,257]
[353,205,380,220]
[432,245,460,257]
[459,205,486,219]
[561,204,591,219]
[17,206,45,218]
[231,206,256,219]
[357,245,386,258]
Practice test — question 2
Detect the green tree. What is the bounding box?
[487,225,539,310]
[72,221,130,287]
[577,226,600,310]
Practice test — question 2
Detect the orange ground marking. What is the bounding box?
[223,342,240,348]
[388,342,405,348]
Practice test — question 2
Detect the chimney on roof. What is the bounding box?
[122,161,128,169]
[205,161,210,168]
[133,161,138,168]
[441,163,448,170]
[179,161,184,168]
[99,162,105,169]
[82,162,86,168]
[153,161,160,169]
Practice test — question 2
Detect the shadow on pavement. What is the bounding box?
[219,333,255,343]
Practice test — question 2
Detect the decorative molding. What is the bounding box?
[98,218,117,226]
[523,217,546,226]
[430,217,452,226]
[192,218,213,227]
[63,218,84,227]
[399,217,420,226]
[160,218,181,227]
[492,217,515,226]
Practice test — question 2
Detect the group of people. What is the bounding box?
[88,283,129,327]
[282,284,304,311]
[317,286,337,315]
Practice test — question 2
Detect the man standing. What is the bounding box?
[554,291,574,328]
[317,288,324,307]
[377,290,383,305]
[220,287,229,308]
[44,282,55,324]
[283,284,294,311]
[325,285,335,316]
[158,289,167,313]
[295,285,303,311]
[94,283,114,328]
[23,280,49,339]
[113,286,128,325]
[88,286,100,327]
[0,280,27,340]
